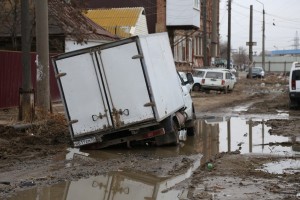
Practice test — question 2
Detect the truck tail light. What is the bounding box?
[292,80,296,90]
[143,128,165,139]
[221,80,225,85]
[201,79,205,84]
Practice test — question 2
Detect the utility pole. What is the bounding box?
[262,7,265,71]
[226,0,231,70]
[203,0,208,66]
[249,5,253,63]
[256,0,265,71]
[211,0,218,64]
[35,0,50,116]
[20,0,34,121]
[248,5,254,79]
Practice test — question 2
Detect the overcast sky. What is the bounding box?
[219,0,300,54]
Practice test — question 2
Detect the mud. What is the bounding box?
[0,73,300,199]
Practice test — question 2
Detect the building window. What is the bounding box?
[174,36,184,62]
[187,38,192,62]
[181,39,186,61]
[174,36,180,62]
[194,0,200,9]
[194,36,202,56]
[174,36,193,62]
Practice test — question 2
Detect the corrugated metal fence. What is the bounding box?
[253,56,300,72]
[0,50,60,109]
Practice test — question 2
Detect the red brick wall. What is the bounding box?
[156,0,167,32]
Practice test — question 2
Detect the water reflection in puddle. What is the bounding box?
[8,116,300,199]
[196,116,299,156]
[196,116,300,175]
[9,158,200,200]
[63,116,300,170]
[66,116,298,161]
[259,159,300,174]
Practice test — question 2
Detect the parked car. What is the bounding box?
[192,69,207,91]
[201,69,236,94]
[289,62,300,108]
[214,68,237,84]
[246,67,265,78]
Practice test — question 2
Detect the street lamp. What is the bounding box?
[256,0,265,71]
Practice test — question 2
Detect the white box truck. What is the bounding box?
[52,33,194,148]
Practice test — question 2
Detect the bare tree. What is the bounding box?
[232,46,249,67]
[0,0,21,50]
[219,41,228,59]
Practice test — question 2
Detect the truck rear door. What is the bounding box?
[96,42,154,128]
[54,52,113,140]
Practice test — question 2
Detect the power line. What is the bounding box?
[232,1,300,24]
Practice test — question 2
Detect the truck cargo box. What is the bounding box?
[53,33,186,147]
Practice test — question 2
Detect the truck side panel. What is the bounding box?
[138,33,185,121]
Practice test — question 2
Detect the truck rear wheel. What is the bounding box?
[186,104,195,136]
[155,117,179,146]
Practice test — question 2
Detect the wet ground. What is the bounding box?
[0,74,300,199]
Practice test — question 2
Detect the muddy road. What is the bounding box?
[0,74,299,199]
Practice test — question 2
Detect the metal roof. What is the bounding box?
[271,49,300,55]
[85,7,143,27]
[87,0,157,34]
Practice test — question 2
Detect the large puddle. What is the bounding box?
[9,157,200,200]
[199,116,299,156]
[8,116,300,200]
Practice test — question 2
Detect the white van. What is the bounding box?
[289,62,300,108]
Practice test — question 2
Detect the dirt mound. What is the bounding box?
[0,114,70,161]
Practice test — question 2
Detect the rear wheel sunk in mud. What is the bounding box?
[155,117,179,146]
[186,104,196,136]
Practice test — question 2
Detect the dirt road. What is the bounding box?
[0,74,299,199]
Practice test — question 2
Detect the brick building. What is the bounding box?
[87,0,220,72]
[156,0,220,71]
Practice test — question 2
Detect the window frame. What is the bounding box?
[194,0,200,10]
